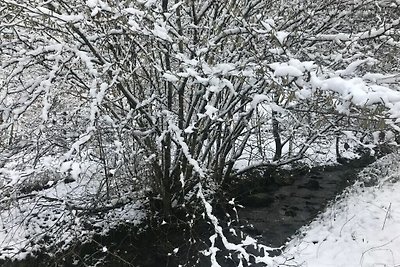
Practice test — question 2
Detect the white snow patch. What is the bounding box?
[163,72,179,83]
[275,31,289,45]
[86,0,98,8]
[250,94,270,109]
[152,21,173,42]
[204,104,218,120]
[269,59,314,78]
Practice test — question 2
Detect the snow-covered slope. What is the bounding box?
[275,153,400,267]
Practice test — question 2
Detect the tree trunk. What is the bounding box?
[272,110,282,161]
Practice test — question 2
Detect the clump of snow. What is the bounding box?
[270,63,303,77]
[335,58,377,76]
[163,72,179,83]
[204,104,218,120]
[151,21,173,42]
[274,31,289,45]
[250,94,270,109]
[260,20,274,32]
[269,59,315,78]
[310,73,400,118]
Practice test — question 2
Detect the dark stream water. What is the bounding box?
[237,165,361,248]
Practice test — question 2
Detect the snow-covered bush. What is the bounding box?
[1,0,400,266]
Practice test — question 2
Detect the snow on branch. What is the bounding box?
[311,74,400,117]
[167,117,205,178]
[312,19,400,43]
[197,183,275,266]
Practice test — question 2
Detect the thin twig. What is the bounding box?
[340,215,355,237]
[382,202,392,230]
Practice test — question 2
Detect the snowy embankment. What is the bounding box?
[275,153,400,267]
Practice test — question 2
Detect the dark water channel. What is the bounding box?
[236,165,362,248]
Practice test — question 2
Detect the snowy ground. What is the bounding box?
[0,152,146,261]
[274,153,400,267]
